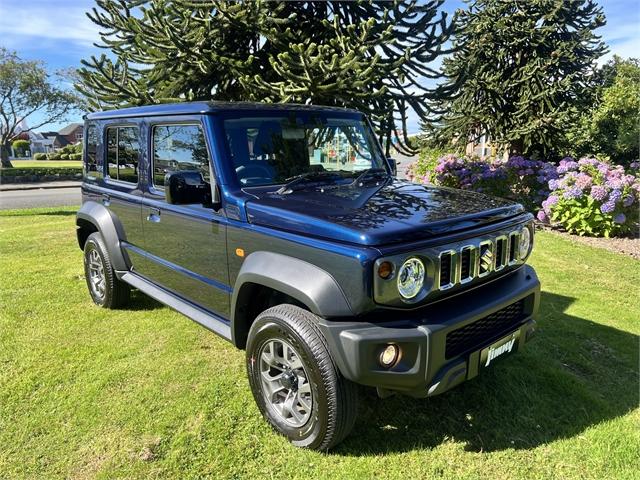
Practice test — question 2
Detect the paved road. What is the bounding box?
[0,187,81,210]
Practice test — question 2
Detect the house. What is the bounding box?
[29,131,70,153]
[58,123,84,144]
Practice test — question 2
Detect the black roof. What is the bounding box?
[85,101,361,120]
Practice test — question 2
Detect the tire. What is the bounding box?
[83,232,130,309]
[246,304,358,450]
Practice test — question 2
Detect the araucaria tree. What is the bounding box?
[76,0,455,154]
[0,49,78,168]
[431,0,607,158]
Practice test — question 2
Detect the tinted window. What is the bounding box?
[105,126,140,184]
[84,124,97,174]
[152,124,210,187]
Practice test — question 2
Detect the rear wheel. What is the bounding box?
[83,232,130,309]
[246,304,358,450]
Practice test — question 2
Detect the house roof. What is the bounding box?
[58,123,83,135]
[85,101,361,121]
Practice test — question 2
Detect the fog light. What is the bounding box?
[379,344,399,367]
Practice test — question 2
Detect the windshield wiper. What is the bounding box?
[276,171,345,195]
[352,168,389,186]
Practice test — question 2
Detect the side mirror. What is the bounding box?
[165,170,211,206]
[386,157,397,176]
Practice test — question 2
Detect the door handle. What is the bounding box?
[101,194,111,207]
[146,207,161,223]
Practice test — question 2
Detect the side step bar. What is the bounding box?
[121,272,232,341]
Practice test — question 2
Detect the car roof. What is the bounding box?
[85,101,362,120]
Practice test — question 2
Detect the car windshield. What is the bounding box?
[222,113,387,187]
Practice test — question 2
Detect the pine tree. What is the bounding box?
[429,0,607,158]
[76,0,455,155]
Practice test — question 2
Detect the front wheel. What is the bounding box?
[246,304,358,450]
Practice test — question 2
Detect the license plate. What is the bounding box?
[480,331,520,368]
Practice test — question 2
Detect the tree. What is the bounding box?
[568,56,640,165]
[429,0,607,158]
[76,0,456,155]
[0,49,79,168]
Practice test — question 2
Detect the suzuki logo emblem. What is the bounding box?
[480,246,493,271]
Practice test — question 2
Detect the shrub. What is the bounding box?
[537,157,639,237]
[69,153,82,160]
[59,154,69,160]
[408,153,557,212]
[0,167,82,177]
[11,139,30,157]
[33,153,47,160]
[405,146,447,183]
[73,142,83,154]
[47,152,61,160]
[61,144,75,155]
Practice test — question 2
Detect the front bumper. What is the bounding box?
[318,265,540,398]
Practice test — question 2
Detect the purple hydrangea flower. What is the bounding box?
[537,210,549,222]
[623,196,634,207]
[590,185,608,201]
[547,194,559,206]
[630,161,640,170]
[613,213,626,224]
[548,179,559,190]
[563,186,583,200]
[609,189,622,203]
[600,200,616,214]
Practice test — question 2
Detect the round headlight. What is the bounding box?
[519,226,532,259]
[397,257,425,299]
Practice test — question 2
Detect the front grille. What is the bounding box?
[460,247,472,282]
[436,227,524,291]
[495,237,506,270]
[509,233,519,263]
[445,299,526,359]
[439,252,453,287]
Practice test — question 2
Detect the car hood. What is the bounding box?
[244,179,524,246]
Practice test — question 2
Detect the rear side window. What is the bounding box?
[84,124,97,175]
[106,126,140,184]
[152,124,210,188]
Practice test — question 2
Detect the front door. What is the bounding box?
[136,121,230,318]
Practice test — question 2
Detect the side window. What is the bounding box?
[105,126,140,184]
[84,124,97,174]
[152,124,210,188]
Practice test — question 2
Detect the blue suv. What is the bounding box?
[76,102,540,450]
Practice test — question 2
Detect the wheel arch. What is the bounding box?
[231,252,353,348]
[76,201,129,271]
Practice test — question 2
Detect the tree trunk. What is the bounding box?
[1,144,13,168]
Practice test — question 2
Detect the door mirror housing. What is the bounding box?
[386,157,397,176]
[165,170,212,206]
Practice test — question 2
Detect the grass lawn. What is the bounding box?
[0,207,638,479]
[3,160,82,168]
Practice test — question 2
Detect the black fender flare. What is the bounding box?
[231,251,354,346]
[76,201,129,271]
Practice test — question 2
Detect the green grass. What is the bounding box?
[1,207,638,479]
[3,160,81,168]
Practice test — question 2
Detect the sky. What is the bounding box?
[1,0,638,133]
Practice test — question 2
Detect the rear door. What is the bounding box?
[98,122,144,264]
[135,118,230,318]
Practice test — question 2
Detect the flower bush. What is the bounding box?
[407,154,557,212]
[537,157,639,237]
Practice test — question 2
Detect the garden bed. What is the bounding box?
[542,226,640,259]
